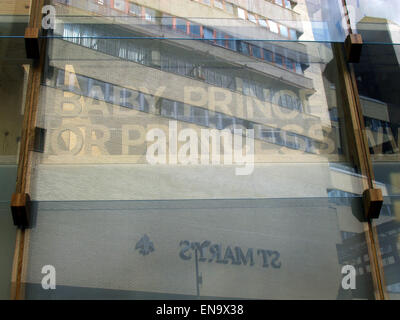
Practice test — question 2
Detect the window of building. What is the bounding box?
[243,79,265,101]
[145,8,157,22]
[261,128,280,144]
[176,102,193,122]
[204,68,236,91]
[88,78,107,101]
[127,44,145,64]
[113,0,125,11]
[259,19,268,28]
[247,13,257,24]
[278,94,303,111]
[275,53,284,67]
[190,23,201,37]
[268,20,279,34]
[191,107,209,127]
[285,58,295,71]
[305,138,316,153]
[129,3,141,16]
[216,31,226,47]
[284,132,300,149]
[161,99,177,119]
[225,2,234,14]
[238,7,246,20]
[263,49,274,63]
[290,29,297,40]
[251,45,262,59]
[203,27,214,41]
[227,37,237,51]
[237,41,250,55]
[295,62,303,74]
[80,27,92,48]
[162,14,173,29]
[214,0,224,10]
[220,113,234,129]
[120,88,134,109]
[176,18,187,34]
[279,25,289,38]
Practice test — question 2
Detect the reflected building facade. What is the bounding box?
[0,0,399,300]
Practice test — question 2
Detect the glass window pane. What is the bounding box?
[280,25,289,38]
[225,2,234,15]
[214,0,223,10]
[248,13,257,24]
[14,0,381,301]
[259,19,268,28]
[263,49,274,62]
[129,3,141,16]
[190,23,201,37]
[275,53,284,66]
[269,20,279,33]
[176,18,187,33]
[145,8,156,22]
[113,0,125,11]
[290,29,297,40]
[252,45,262,59]
[238,8,246,20]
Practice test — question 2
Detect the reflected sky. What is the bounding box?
[305,0,400,42]
[348,0,400,25]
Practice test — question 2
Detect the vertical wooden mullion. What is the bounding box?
[11,0,47,301]
[333,42,387,300]
[349,61,388,299]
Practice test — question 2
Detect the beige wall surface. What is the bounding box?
[25,198,361,299]
[0,0,30,15]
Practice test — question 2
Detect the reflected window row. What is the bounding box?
[192,0,298,39]
[61,23,305,113]
[47,67,323,154]
[55,0,304,74]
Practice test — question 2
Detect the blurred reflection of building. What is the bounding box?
[1,0,392,300]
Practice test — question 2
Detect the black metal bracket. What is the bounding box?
[24,27,40,60]
[345,33,363,63]
[31,127,46,153]
[11,193,31,228]
[363,188,383,220]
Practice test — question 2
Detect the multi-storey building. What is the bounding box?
[0,0,398,300]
